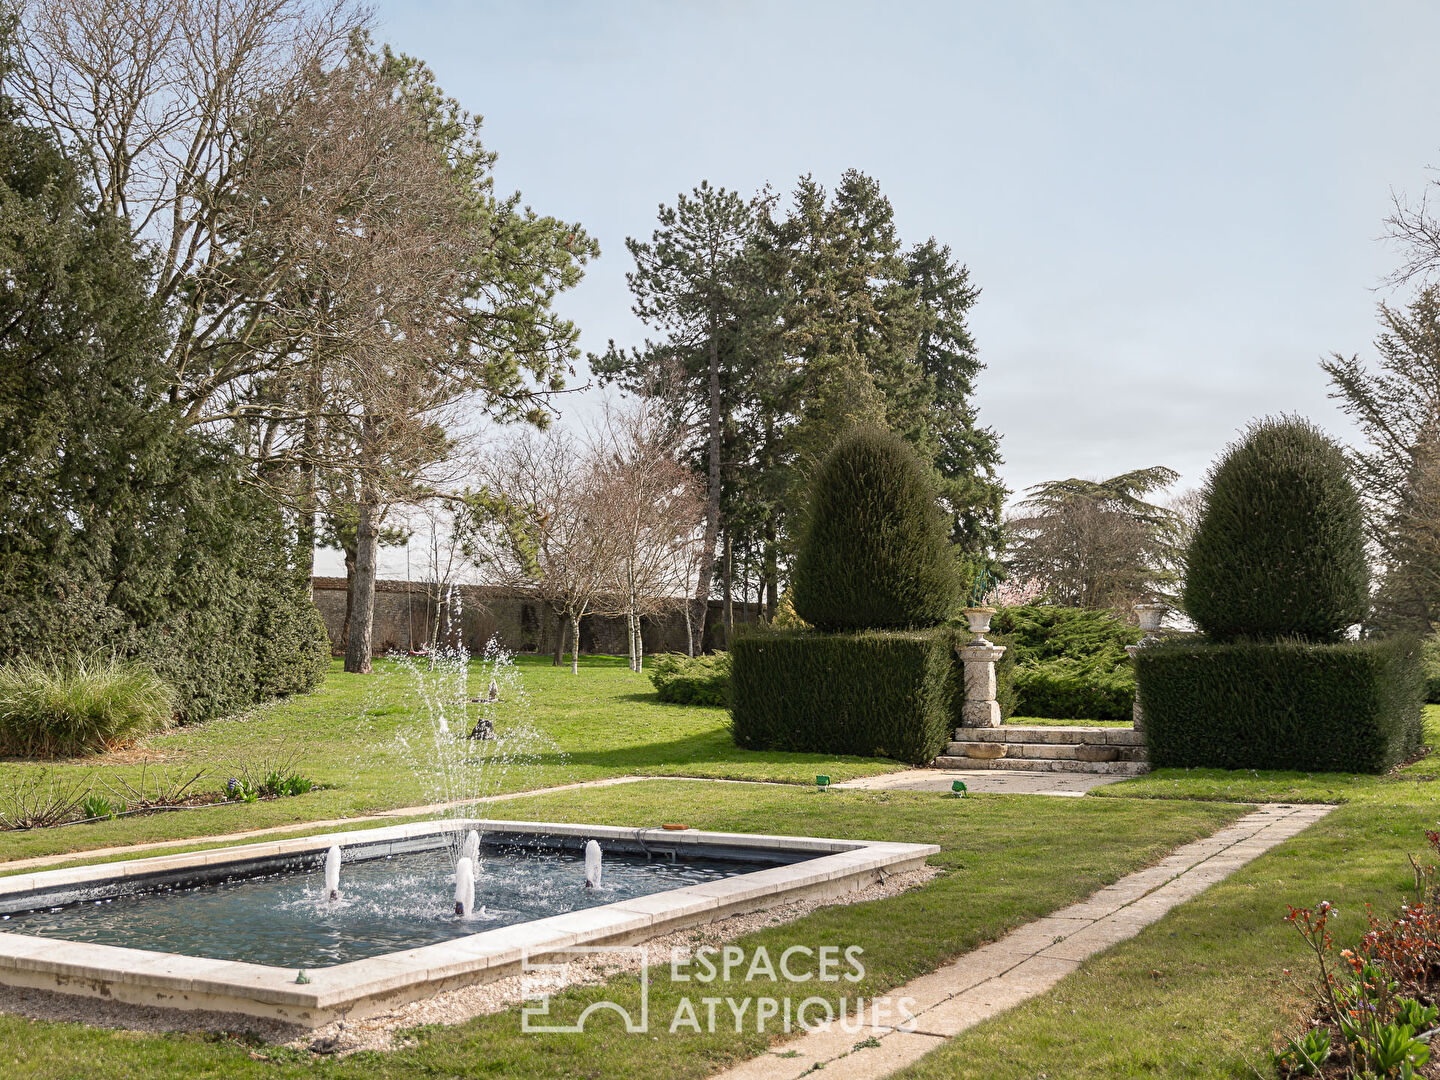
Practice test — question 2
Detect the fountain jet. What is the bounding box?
[584,840,602,889]
[461,829,480,867]
[454,856,475,917]
[324,844,341,901]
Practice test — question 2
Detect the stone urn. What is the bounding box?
[1135,602,1166,646]
[963,606,996,645]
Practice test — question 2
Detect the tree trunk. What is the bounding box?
[683,600,695,658]
[552,610,567,666]
[722,527,733,644]
[345,423,380,674]
[570,613,581,675]
[298,367,321,598]
[693,326,724,651]
[764,521,778,621]
[340,543,357,653]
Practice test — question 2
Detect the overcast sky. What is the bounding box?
[322,0,1440,576]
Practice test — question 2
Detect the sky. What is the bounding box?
[321,0,1440,577]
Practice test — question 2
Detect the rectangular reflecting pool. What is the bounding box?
[0,818,938,1027]
[2,844,762,967]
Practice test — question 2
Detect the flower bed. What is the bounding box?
[1278,826,1440,1078]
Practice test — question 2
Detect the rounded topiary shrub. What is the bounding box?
[791,426,958,631]
[1183,416,1367,643]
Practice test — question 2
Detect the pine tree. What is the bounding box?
[906,238,1006,559]
[592,182,772,642]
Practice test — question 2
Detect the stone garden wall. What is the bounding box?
[310,578,759,657]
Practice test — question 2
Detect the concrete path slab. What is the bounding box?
[835,767,1123,796]
[704,802,1334,1080]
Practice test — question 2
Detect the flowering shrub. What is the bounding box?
[1278,828,1440,1078]
[992,577,1046,607]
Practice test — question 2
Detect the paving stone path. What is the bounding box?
[709,802,1334,1080]
[836,767,1123,796]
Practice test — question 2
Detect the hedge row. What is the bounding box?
[1135,636,1425,773]
[730,627,960,765]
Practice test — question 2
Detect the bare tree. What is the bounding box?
[11,0,360,429]
[11,9,598,625]
[590,397,706,672]
[466,429,616,674]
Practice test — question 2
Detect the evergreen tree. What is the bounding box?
[0,36,326,720]
[1323,288,1440,630]
[592,182,771,642]
[1184,417,1368,643]
[906,238,1006,557]
[791,426,959,630]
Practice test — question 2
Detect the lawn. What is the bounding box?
[0,655,906,866]
[0,659,1425,1079]
[0,779,1241,1079]
[888,708,1440,1078]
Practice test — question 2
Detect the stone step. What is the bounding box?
[933,755,1150,776]
[946,740,1148,764]
[958,725,1146,746]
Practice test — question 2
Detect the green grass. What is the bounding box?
[1004,715,1130,727]
[0,656,1425,1078]
[0,655,906,865]
[0,779,1242,1079]
[887,707,1440,1079]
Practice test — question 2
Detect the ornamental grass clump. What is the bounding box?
[0,655,175,758]
[1183,415,1368,643]
[790,425,958,631]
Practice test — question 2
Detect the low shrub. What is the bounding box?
[990,606,1139,719]
[1012,658,1134,721]
[648,653,730,706]
[990,605,1139,666]
[730,627,959,764]
[0,655,175,757]
[1136,636,1424,772]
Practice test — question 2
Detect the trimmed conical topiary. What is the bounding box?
[791,426,959,631]
[1183,416,1368,643]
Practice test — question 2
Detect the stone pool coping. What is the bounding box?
[0,818,938,1027]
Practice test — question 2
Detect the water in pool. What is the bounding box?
[2,845,756,967]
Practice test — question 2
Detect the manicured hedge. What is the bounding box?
[730,627,960,764]
[1135,637,1424,773]
[1183,417,1368,643]
[790,426,958,631]
[649,653,730,706]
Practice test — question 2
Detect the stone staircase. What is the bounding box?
[934,725,1150,775]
